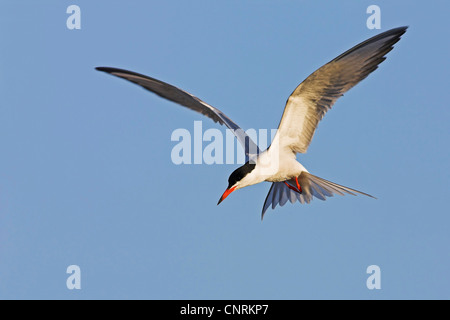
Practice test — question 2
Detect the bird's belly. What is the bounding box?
[256,157,307,183]
[265,170,302,182]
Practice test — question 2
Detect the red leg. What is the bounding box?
[295,176,302,193]
[284,181,301,194]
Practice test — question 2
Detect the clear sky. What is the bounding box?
[0,0,449,299]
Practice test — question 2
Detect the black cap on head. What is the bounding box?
[227,162,256,189]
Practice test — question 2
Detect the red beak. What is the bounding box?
[217,186,236,205]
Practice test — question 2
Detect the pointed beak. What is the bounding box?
[217,186,236,205]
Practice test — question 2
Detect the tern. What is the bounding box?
[96,26,407,219]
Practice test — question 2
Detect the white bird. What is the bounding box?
[96,26,407,219]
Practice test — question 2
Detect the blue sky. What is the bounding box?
[0,0,449,299]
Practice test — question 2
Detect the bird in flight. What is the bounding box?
[96,26,407,219]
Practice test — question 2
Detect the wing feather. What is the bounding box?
[271,27,407,154]
[96,67,260,157]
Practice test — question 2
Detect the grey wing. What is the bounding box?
[271,26,407,155]
[96,67,260,157]
[261,182,314,220]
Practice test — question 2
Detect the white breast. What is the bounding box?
[244,148,308,185]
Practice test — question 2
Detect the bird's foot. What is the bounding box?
[284,177,302,194]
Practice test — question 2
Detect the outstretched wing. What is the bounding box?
[96,67,260,157]
[270,27,407,155]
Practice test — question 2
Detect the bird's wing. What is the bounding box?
[96,67,260,157]
[270,26,407,155]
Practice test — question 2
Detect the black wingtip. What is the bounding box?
[393,26,408,37]
[95,66,116,73]
[381,26,408,36]
[95,66,159,82]
[382,25,408,41]
[393,25,408,31]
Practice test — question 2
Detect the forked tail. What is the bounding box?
[261,172,375,220]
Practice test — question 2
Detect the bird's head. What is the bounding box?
[217,162,256,205]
